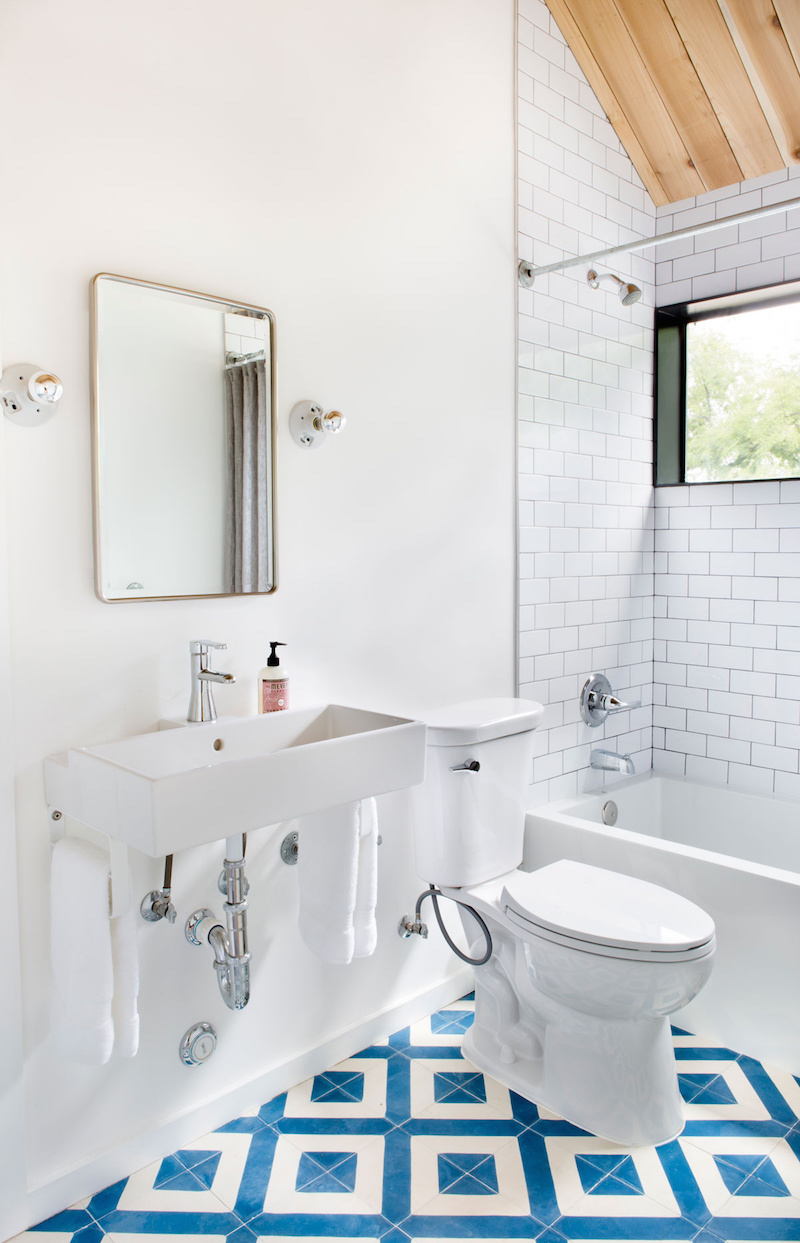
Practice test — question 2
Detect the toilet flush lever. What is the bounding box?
[450,760,480,772]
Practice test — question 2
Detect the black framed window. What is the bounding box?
[655,280,800,486]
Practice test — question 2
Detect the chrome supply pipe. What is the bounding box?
[140,853,176,923]
[185,833,250,1010]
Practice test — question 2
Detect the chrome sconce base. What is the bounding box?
[289,400,346,450]
[1,363,63,427]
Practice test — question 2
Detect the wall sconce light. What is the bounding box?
[289,400,346,450]
[1,363,63,427]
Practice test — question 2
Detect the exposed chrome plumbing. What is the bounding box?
[140,853,177,923]
[185,835,250,1010]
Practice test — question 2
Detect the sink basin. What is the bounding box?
[44,705,426,856]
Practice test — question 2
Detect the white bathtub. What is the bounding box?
[524,772,800,1074]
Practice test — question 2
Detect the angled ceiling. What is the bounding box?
[544,0,800,206]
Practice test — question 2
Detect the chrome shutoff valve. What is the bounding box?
[140,855,176,923]
[141,890,177,923]
[398,915,428,939]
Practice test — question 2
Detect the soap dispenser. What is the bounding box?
[259,642,288,713]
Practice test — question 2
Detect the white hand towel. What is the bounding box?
[353,797,378,958]
[297,803,359,963]
[297,799,380,964]
[51,836,140,1063]
[51,837,114,1065]
[111,898,140,1059]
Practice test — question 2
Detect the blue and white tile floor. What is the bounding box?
[19,994,800,1242]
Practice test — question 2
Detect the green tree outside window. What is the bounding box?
[686,306,800,483]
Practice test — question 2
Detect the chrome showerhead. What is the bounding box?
[587,268,642,305]
[619,282,642,306]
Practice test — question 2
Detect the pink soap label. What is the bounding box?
[262,679,289,712]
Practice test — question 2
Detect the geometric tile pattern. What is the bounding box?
[17,1000,800,1242]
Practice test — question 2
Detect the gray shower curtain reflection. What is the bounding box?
[224,358,270,593]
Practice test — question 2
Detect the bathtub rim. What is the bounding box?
[526,769,800,889]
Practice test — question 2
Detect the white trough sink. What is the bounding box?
[44,704,426,857]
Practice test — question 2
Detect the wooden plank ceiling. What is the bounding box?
[544,0,800,205]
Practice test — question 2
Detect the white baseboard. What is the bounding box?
[10,967,472,1241]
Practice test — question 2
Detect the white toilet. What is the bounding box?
[411,698,715,1147]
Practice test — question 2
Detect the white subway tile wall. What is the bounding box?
[518,0,800,803]
[655,168,800,307]
[517,0,656,806]
[653,172,800,792]
[224,313,266,359]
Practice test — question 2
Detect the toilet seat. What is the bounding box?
[501,860,716,963]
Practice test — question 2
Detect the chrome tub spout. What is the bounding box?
[590,748,635,776]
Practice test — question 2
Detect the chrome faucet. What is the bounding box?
[591,748,635,776]
[188,640,235,723]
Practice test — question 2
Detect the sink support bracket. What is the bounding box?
[48,808,132,918]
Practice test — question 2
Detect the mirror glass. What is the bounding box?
[91,273,276,601]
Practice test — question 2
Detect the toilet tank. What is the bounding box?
[411,698,544,888]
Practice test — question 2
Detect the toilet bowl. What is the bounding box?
[444,860,714,1145]
[411,698,716,1146]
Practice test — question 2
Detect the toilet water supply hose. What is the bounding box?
[415,884,493,966]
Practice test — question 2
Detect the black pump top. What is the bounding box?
[267,641,286,667]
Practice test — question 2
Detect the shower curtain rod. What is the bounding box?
[518,192,800,286]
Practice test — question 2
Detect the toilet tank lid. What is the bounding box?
[425,698,544,746]
[502,860,715,952]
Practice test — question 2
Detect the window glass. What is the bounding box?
[685,301,800,483]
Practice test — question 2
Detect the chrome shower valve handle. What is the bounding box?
[580,673,641,726]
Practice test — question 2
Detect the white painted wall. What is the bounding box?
[0,0,515,1233]
[0,413,27,1237]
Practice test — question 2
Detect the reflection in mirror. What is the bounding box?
[91,274,276,602]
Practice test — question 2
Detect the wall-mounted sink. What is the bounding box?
[44,705,426,856]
